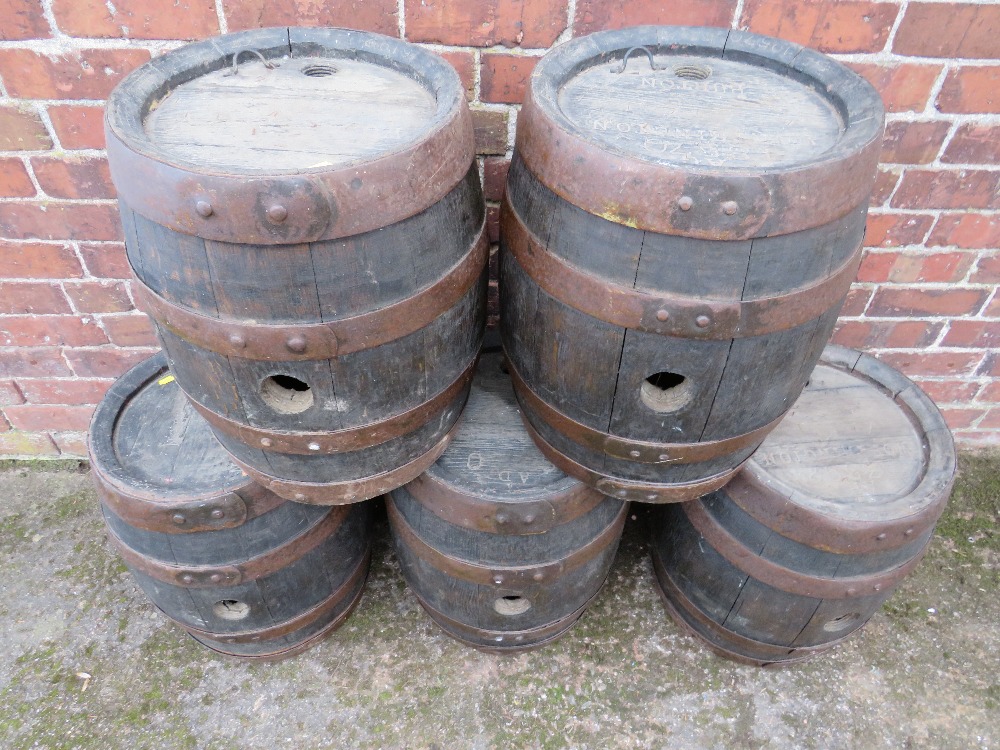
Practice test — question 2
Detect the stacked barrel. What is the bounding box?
[89,24,958,663]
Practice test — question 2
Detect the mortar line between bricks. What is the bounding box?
[732,0,747,30]
[214,0,228,35]
[31,102,64,152]
[38,0,62,40]
[18,154,46,198]
[830,52,1000,66]
[883,0,910,54]
[397,0,405,39]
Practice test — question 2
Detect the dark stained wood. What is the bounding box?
[650,346,956,665]
[89,353,373,658]
[388,352,625,651]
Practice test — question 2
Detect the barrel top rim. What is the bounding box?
[529,25,883,176]
[105,26,465,178]
[88,353,251,504]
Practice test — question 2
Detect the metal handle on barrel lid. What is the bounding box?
[612,46,665,74]
[224,49,280,77]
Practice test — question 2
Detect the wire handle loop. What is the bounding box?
[612,46,665,74]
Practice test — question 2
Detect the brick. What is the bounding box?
[65,347,156,377]
[101,313,157,346]
[78,243,130,279]
[894,3,1000,59]
[976,353,1000,377]
[0,381,24,406]
[486,204,500,244]
[942,321,1000,348]
[983,290,1000,319]
[868,288,989,317]
[869,167,900,207]
[741,0,898,53]
[976,380,1000,403]
[971,252,1000,284]
[0,282,70,314]
[878,350,983,378]
[891,170,1000,210]
[863,214,934,248]
[879,121,950,165]
[471,109,509,155]
[46,104,105,149]
[52,0,219,39]
[64,281,133,313]
[408,0,567,47]
[31,156,115,199]
[50,431,87,455]
[952,429,1000,446]
[942,124,1000,165]
[0,0,51,40]
[481,54,538,104]
[0,158,35,197]
[483,157,510,202]
[0,347,72,377]
[576,0,735,35]
[929,214,1000,250]
[831,320,943,349]
[846,63,942,113]
[436,50,476,102]
[0,48,151,99]
[0,430,59,456]
[937,67,1000,114]
[939,407,986,430]
[0,202,122,242]
[224,0,397,35]
[16,378,112,404]
[0,105,52,150]
[974,408,1000,431]
[5,404,94,432]
[0,242,83,279]
[913,379,981,405]
[839,286,872,316]
[867,251,976,284]
[0,316,108,346]
[487,278,499,323]
[856,250,898,283]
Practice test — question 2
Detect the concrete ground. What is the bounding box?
[0,454,997,750]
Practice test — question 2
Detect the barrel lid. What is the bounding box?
[729,345,955,549]
[104,28,474,244]
[517,26,884,239]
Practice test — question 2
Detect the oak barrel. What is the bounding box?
[501,26,884,502]
[105,28,486,505]
[89,354,373,659]
[651,345,956,666]
[388,349,626,652]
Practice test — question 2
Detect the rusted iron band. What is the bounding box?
[682,499,930,600]
[131,225,487,361]
[232,426,460,505]
[508,357,781,468]
[93,464,284,535]
[184,356,476,455]
[105,30,475,244]
[402,471,607,536]
[183,547,370,645]
[414,590,594,653]
[502,200,862,340]
[387,498,626,588]
[651,551,852,667]
[106,505,349,588]
[518,414,743,503]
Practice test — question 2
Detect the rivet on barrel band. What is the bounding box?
[267,204,288,223]
[286,336,307,353]
[722,201,739,216]
[195,200,213,218]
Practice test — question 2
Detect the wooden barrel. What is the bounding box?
[387,348,627,652]
[105,28,486,505]
[650,345,956,666]
[89,353,373,660]
[501,26,884,502]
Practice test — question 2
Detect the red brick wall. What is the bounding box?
[1,0,998,456]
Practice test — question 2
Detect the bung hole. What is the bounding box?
[213,599,250,621]
[261,374,314,414]
[302,63,338,77]
[493,595,532,616]
[822,612,861,633]
[640,371,694,413]
[674,64,711,81]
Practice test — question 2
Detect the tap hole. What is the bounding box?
[640,371,693,413]
[302,63,338,77]
[674,64,711,80]
[493,595,531,616]
[213,600,250,621]
[261,374,313,414]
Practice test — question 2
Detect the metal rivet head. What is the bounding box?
[523,514,536,524]
[495,513,508,524]
[904,528,914,536]
[656,309,669,322]
[722,201,738,215]
[228,333,246,348]
[646,494,657,501]
[266,204,288,223]
[172,513,186,525]
[629,450,641,458]
[294,493,307,501]
[846,588,857,596]
[658,453,669,461]
[695,315,711,328]
[532,572,544,581]
[195,200,213,218]
[210,509,224,520]
[181,574,194,583]
[209,573,222,583]
[286,336,307,353]
[873,584,882,592]
[493,576,503,585]
[876,533,887,541]
[618,490,628,497]
[307,442,321,451]
[260,437,273,448]
[677,196,693,211]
